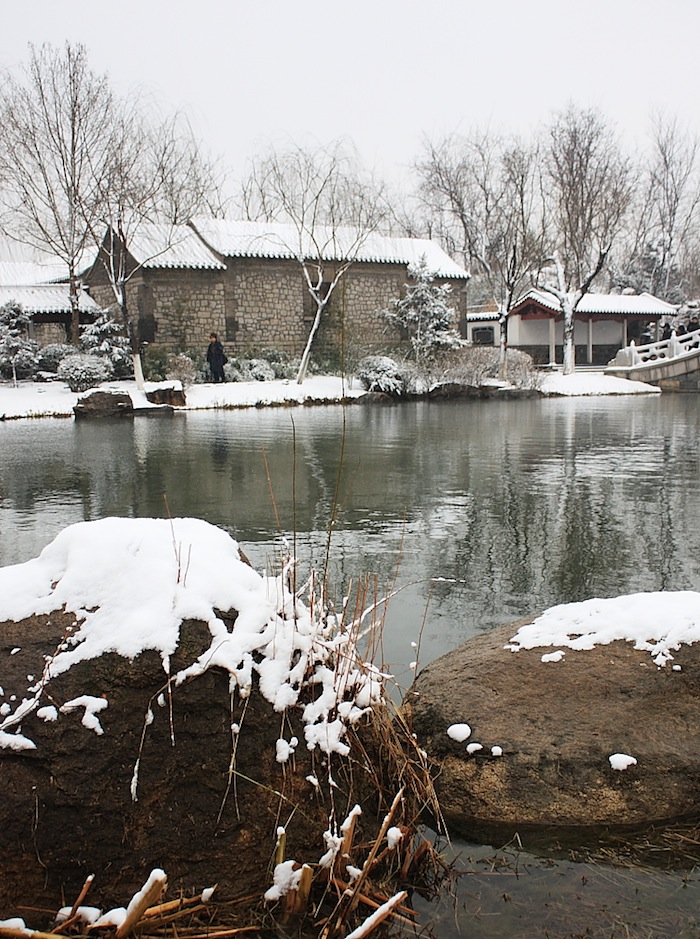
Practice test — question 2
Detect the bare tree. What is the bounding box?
[240,140,388,383]
[415,129,547,378]
[539,105,634,374]
[0,42,117,343]
[622,113,700,302]
[88,105,228,387]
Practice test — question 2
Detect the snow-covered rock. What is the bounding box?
[409,610,700,833]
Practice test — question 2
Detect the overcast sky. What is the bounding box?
[1,0,699,195]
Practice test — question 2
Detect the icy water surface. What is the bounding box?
[2,393,700,935]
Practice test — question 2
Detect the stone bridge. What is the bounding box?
[605,330,700,390]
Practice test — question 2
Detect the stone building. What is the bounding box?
[0,257,100,344]
[83,219,469,361]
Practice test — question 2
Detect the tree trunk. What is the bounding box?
[296,298,327,385]
[562,296,575,375]
[118,280,145,391]
[69,272,81,345]
[497,312,508,382]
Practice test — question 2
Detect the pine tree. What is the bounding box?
[384,257,465,378]
[80,311,133,378]
[0,301,39,385]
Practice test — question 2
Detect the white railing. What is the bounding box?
[608,330,700,368]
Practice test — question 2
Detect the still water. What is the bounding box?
[2,394,700,935]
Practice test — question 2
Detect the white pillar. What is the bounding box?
[549,317,556,364]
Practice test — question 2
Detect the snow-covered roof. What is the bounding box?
[0,284,100,314]
[190,219,469,280]
[512,288,677,317]
[0,260,68,287]
[123,223,225,270]
[465,311,500,322]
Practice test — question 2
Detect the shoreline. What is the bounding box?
[0,371,661,422]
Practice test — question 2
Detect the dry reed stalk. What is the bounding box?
[138,904,209,930]
[142,895,205,918]
[115,872,168,939]
[273,828,286,867]
[321,788,405,938]
[62,874,95,926]
[153,929,260,938]
[330,878,416,923]
[343,890,408,939]
[1,931,65,939]
[291,864,313,915]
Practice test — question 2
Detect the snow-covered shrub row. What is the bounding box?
[57,354,114,392]
[355,355,409,396]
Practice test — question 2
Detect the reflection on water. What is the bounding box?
[410,836,700,938]
[3,395,700,935]
[2,396,700,678]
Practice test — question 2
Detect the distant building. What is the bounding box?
[505,289,677,366]
[83,220,470,358]
[0,254,100,344]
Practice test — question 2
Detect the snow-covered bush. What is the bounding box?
[142,346,169,381]
[224,357,276,382]
[80,312,132,378]
[223,358,249,382]
[445,346,542,389]
[259,348,297,379]
[57,354,114,392]
[356,355,409,396]
[504,349,543,389]
[247,358,276,382]
[447,347,500,386]
[0,335,40,381]
[37,343,75,373]
[165,353,197,387]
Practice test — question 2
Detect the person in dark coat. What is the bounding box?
[206,332,226,382]
[661,321,673,341]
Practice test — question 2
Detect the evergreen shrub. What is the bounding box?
[58,354,114,392]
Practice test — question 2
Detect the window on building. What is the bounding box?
[472,326,495,346]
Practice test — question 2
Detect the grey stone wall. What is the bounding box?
[224,259,305,353]
[85,256,468,363]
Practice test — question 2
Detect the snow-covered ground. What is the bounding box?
[538,371,660,397]
[0,371,659,420]
[0,375,365,420]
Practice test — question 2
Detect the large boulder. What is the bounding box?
[73,389,134,418]
[0,611,328,918]
[408,618,700,837]
[0,518,396,921]
[145,385,186,407]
